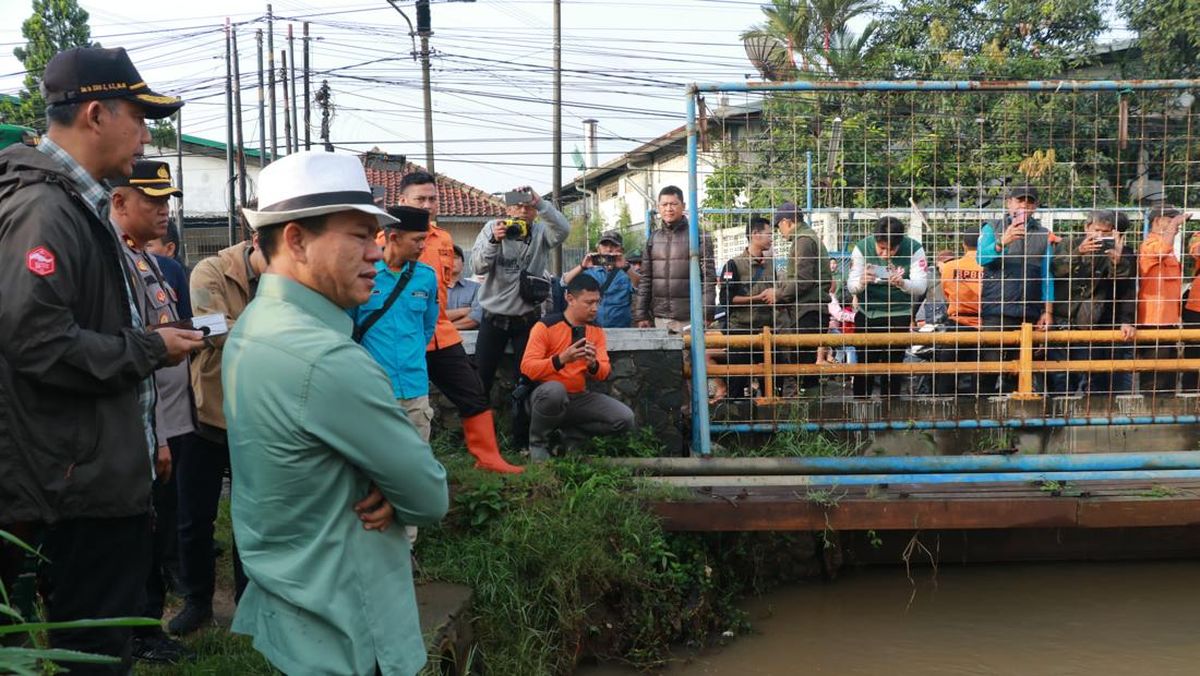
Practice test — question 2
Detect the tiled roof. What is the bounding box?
[360,152,505,219]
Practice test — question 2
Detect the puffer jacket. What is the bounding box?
[633,217,715,323]
[0,144,166,524]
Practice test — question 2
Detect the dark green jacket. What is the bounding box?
[718,248,777,329]
[1051,234,1136,328]
[776,225,831,322]
[0,145,166,524]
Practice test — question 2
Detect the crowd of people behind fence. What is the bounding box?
[3,45,1200,676]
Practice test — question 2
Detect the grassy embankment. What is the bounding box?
[135,427,848,675]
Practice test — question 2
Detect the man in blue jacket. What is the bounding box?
[354,205,440,440]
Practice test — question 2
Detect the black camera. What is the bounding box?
[501,218,530,239]
[589,253,614,267]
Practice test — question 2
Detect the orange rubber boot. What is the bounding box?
[462,410,524,474]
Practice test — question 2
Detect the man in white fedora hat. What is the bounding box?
[222,150,449,676]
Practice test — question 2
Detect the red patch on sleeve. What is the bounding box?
[26,246,56,276]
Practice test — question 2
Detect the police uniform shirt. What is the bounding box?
[119,232,196,446]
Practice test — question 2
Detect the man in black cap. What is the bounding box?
[563,229,639,328]
[110,160,193,663]
[976,184,1057,394]
[0,47,202,673]
[771,202,831,389]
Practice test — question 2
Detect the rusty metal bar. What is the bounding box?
[695,79,1200,94]
[696,359,1200,377]
[691,327,1200,349]
[1013,321,1038,400]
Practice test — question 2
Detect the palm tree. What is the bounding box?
[823,21,879,79]
[808,0,877,54]
[742,0,879,77]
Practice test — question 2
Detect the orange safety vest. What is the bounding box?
[420,224,464,351]
[939,250,982,328]
[1139,233,1183,325]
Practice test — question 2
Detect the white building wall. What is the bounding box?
[143,144,263,217]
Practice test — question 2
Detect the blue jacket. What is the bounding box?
[352,260,439,399]
[583,266,634,328]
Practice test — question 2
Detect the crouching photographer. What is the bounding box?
[562,229,640,328]
[471,185,571,397]
[520,274,636,461]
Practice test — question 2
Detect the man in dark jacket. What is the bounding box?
[976,185,1057,394]
[633,185,715,332]
[1051,210,1137,395]
[0,47,202,673]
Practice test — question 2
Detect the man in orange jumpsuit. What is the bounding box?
[398,171,523,473]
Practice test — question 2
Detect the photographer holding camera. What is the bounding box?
[471,185,571,396]
[562,230,639,328]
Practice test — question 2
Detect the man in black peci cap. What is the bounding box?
[0,47,199,674]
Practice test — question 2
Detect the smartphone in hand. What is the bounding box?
[571,324,587,344]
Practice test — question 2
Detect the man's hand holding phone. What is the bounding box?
[560,338,588,365]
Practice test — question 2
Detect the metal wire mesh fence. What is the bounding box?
[681,80,1200,452]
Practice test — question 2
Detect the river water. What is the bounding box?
[582,561,1200,676]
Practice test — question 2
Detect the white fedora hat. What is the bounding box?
[242,150,398,230]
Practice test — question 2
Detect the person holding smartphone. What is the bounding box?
[562,229,639,328]
[520,274,636,462]
[1050,209,1137,395]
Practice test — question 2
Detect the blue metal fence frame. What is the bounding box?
[684,78,1200,457]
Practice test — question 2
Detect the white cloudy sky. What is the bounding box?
[0,0,777,192]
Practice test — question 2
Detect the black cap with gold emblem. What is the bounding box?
[111,160,183,198]
[42,47,184,120]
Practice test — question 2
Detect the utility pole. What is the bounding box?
[288,23,299,152]
[175,108,186,263]
[303,22,311,150]
[256,28,266,167]
[224,18,236,245]
[267,4,277,162]
[316,80,334,151]
[281,50,292,155]
[417,0,435,174]
[550,0,562,275]
[232,24,248,215]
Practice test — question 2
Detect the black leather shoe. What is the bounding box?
[166,602,213,636]
[132,631,192,664]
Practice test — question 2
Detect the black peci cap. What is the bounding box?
[42,47,183,119]
[385,205,431,232]
[111,160,182,197]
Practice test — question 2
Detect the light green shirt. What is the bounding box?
[223,273,449,676]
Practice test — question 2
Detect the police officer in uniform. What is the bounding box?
[110,160,193,664]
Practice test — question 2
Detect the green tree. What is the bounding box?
[743,0,878,77]
[150,117,178,148]
[0,0,94,129]
[1118,0,1200,78]
[870,0,1104,79]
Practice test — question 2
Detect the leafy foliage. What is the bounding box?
[1118,0,1200,78]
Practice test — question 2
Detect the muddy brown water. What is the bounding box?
[580,561,1200,676]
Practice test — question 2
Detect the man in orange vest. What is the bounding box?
[931,226,983,394]
[399,171,523,473]
[1142,205,1188,393]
